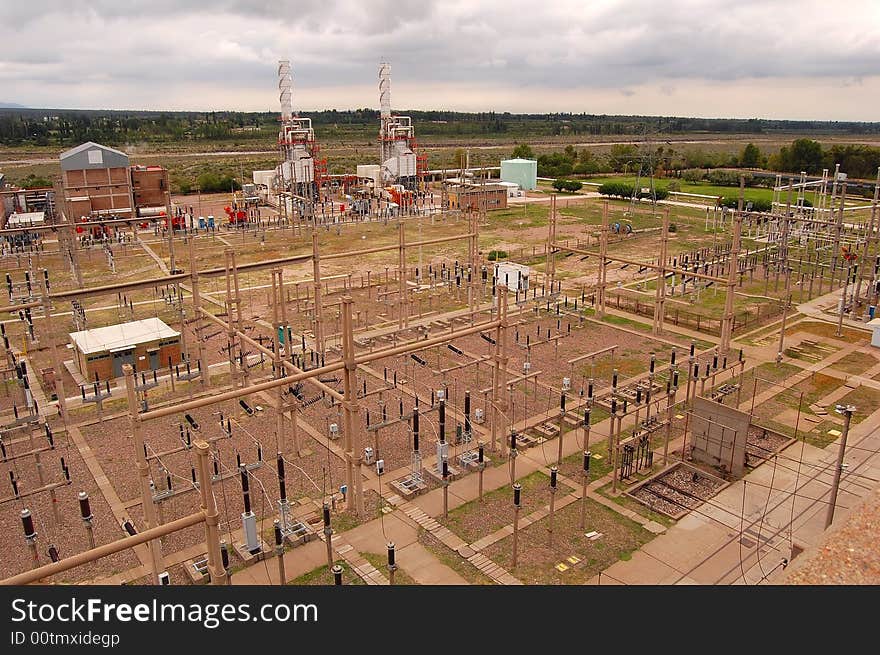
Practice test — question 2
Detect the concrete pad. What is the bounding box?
[600,550,679,585]
[643,520,667,534]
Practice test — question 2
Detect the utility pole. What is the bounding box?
[548,466,558,546]
[273,520,285,584]
[579,450,592,530]
[836,258,852,338]
[777,181,794,363]
[825,404,855,529]
[511,483,522,568]
[387,542,397,585]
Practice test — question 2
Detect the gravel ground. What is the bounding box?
[631,464,726,518]
[784,486,880,585]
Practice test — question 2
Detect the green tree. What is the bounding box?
[552,178,568,192]
[450,148,467,169]
[740,143,761,168]
[511,144,535,159]
[564,180,583,192]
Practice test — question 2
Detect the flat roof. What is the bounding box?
[69,317,179,355]
[7,211,45,226]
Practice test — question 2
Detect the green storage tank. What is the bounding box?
[500,158,538,191]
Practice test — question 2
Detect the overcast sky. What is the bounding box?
[2,0,879,120]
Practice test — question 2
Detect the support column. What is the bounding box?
[546,195,557,294]
[312,231,325,355]
[597,202,609,318]
[719,212,743,356]
[653,209,670,335]
[188,237,208,387]
[490,284,509,453]
[341,296,363,515]
[123,364,163,585]
[195,440,226,585]
[398,219,408,330]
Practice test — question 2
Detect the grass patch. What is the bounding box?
[288,560,365,586]
[444,470,571,544]
[418,530,494,585]
[481,497,653,585]
[828,351,879,376]
[362,553,418,585]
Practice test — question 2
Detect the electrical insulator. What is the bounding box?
[513,483,522,507]
[583,451,591,472]
[78,491,92,521]
[550,467,558,489]
[21,508,36,539]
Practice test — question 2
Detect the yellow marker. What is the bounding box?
[555,563,569,572]
[567,556,581,564]
[675,414,685,419]
[828,429,842,437]
[592,453,603,460]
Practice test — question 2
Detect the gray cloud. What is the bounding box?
[0,0,878,118]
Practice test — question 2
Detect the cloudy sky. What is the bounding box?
[2,0,879,120]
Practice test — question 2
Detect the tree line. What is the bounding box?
[511,138,880,183]
[1,106,878,147]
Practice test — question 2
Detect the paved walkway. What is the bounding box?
[593,330,880,585]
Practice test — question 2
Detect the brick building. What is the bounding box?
[445,182,508,212]
[60,142,168,220]
[69,317,181,380]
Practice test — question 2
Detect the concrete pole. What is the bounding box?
[322,503,334,569]
[557,392,566,465]
[272,270,286,454]
[831,182,847,288]
[41,281,68,427]
[195,440,227,585]
[274,519,286,585]
[123,364,163,585]
[836,260,851,338]
[653,209,669,334]
[545,195,557,293]
[312,230,325,355]
[719,212,743,357]
[223,250,238,387]
[579,450,591,530]
[230,250,248,387]
[511,483,522,568]
[340,296,362,514]
[548,466,558,547]
[398,219,407,330]
[166,189,175,274]
[477,441,485,502]
[490,284,509,452]
[387,542,397,585]
[825,405,854,529]
[597,202,608,318]
[188,237,209,387]
[663,380,676,467]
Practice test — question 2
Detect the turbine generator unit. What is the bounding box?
[275,59,326,204]
[378,61,426,191]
